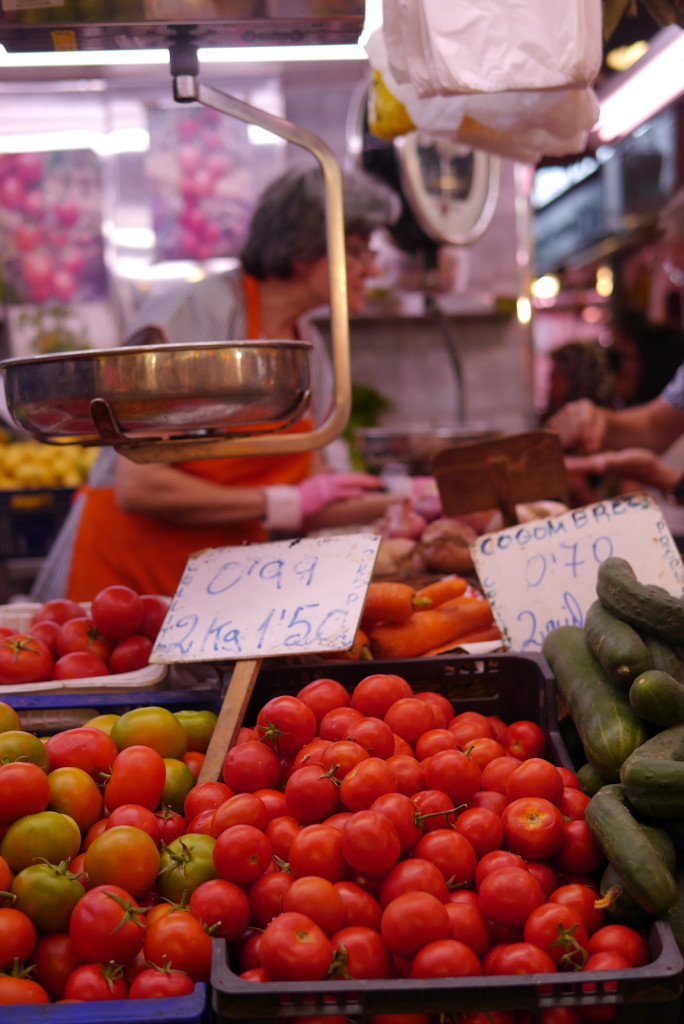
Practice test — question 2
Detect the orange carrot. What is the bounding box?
[415,575,467,607]
[361,581,432,629]
[369,598,494,660]
[421,624,502,657]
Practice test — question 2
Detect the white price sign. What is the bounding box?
[149,532,380,664]
[471,492,684,652]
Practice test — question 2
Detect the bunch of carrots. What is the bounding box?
[331,575,501,661]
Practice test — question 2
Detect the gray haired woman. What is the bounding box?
[31,164,400,601]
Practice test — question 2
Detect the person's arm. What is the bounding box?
[115,457,268,525]
[564,449,684,494]
[548,396,684,453]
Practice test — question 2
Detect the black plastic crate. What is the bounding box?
[0,487,75,558]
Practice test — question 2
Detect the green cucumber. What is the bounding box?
[628,669,684,727]
[585,783,677,916]
[596,556,684,646]
[577,762,606,797]
[621,722,684,817]
[584,599,652,689]
[599,823,677,925]
[542,625,650,782]
[643,633,684,684]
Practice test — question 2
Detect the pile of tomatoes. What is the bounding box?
[0,670,653,1021]
[0,587,170,685]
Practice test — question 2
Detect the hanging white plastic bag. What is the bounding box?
[365,27,599,164]
[382,0,603,98]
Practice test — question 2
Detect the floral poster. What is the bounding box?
[0,149,108,305]
[146,102,286,262]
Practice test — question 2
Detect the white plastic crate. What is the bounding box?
[0,602,167,695]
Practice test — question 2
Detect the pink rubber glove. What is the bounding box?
[264,472,382,534]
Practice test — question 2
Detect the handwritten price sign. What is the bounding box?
[149,533,380,664]
[471,492,684,652]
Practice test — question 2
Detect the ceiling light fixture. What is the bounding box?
[595,25,684,143]
[0,42,368,68]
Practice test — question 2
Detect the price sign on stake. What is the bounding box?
[471,492,684,652]
[150,532,380,664]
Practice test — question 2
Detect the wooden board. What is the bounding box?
[197,658,262,783]
[433,431,570,527]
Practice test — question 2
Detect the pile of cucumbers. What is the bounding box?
[542,555,684,949]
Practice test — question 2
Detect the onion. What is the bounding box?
[379,499,428,541]
[419,517,478,574]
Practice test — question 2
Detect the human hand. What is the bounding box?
[299,471,383,519]
[547,399,607,453]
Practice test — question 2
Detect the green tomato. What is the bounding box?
[0,811,81,873]
[109,706,187,759]
[11,860,85,932]
[157,832,219,902]
[173,709,217,753]
[0,730,49,771]
[162,758,195,815]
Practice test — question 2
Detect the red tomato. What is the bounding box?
[265,814,303,861]
[52,651,109,680]
[0,633,52,685]
[549,883,607,936]
[448,717,496,746]
[384,697,436,747]
[335,879,383,930]
[282,875,346,936]
[501,797,566,860]
[31,932,85,1000]
[0,761,51,825]
[345,716,395,760]
[413,690,454,726]
[319,739,369,781]
[211,792,269,836]
[91,585,144,640]
[553,818,606,875]
[182,750,204,781]
[445,901,492,957]
[467,790,508,815]
[248,870,296,928]
[484,941,556,975]
[189,877,250,941]
[505,757,565,806]
[222,740,282,793]
[144,910,213,981]
[378,857,449,906]
[423,749,481,805]
[138,594,171,641]
[392,732,414,756]
[413,828,477,887]
[370,791,423,853]
[297,677,351,726]
[32,599,83,626]
[467,736,507,770]
[523,901,589,968]
[454,806,504,859]
[503,719,547,760]
[414,728,457,760]
[184,780,234,821]
[480,755,524,794]
[64,962,128,1000]
[341,809,401,876]
[329,924,394,978]
[386,754,425,797]
[319,705,365,741]
[104,745,166,812]
[409,937,482,978]
[557,765,582,789]
[84,826,160,897]
[0,626,18,640]
[28,620,60,657]
[285,764,341,823]
[129,966,195,999]
[69,884,146,964]
[558,787,591,820]
[340,757,398,811]
[259,911,333,980]
[156,807,187,844]
[288,823,347,882]
[109,634,153,674]
[255,695,316,756]
[412,788,460,831]
[380,891,450,959]
[477,866,546,928]
[105,803,162,842]
[44,726,118,780]
[0,907,36,967]
[56,618,113,661]
[586,924,650,967]
[525,860,560,899]
[351,673,413,718]
[213,823,272,885]
[294,738,330,769]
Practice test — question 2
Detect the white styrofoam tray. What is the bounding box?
[0,602,167,694]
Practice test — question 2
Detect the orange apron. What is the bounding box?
[66,274,314,600]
